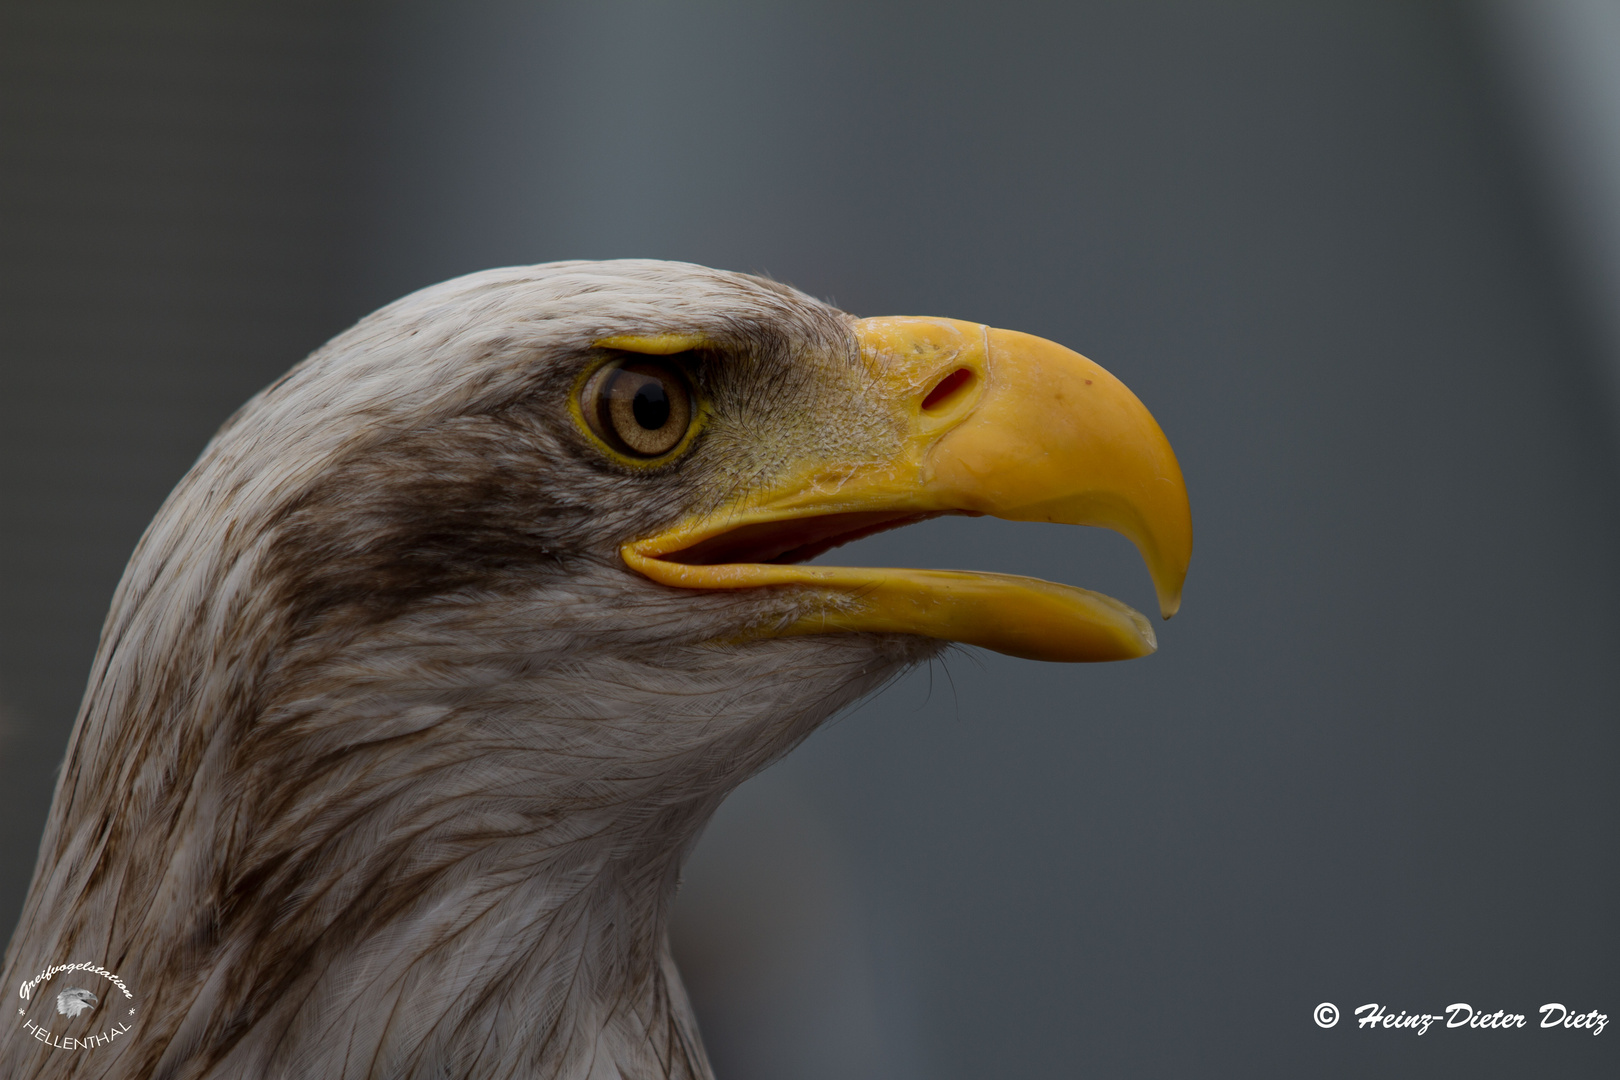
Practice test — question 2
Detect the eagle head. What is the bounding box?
[3,260,1189,1079]
[55,988,98,1018]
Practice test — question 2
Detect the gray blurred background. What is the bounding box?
[3,1,1618,1076]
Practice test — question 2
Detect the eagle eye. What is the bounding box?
[580,358,694,459]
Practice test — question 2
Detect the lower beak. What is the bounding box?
[622,317,1192,662]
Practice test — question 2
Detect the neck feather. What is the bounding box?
[6,568,929,1079]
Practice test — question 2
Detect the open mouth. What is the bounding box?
[622,507,1166,664]
[660,510,962,567]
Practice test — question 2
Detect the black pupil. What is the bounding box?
[631,378,670,430]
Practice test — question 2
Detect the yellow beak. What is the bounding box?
[620,317,1192,662]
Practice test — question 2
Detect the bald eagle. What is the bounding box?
[55,988,97,1019]
[2,261,1189,1079]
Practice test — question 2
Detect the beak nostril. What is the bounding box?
[921,367,975,413]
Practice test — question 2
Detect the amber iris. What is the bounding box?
[583,359,693,457]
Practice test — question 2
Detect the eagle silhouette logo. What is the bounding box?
[55,988,97,1018]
